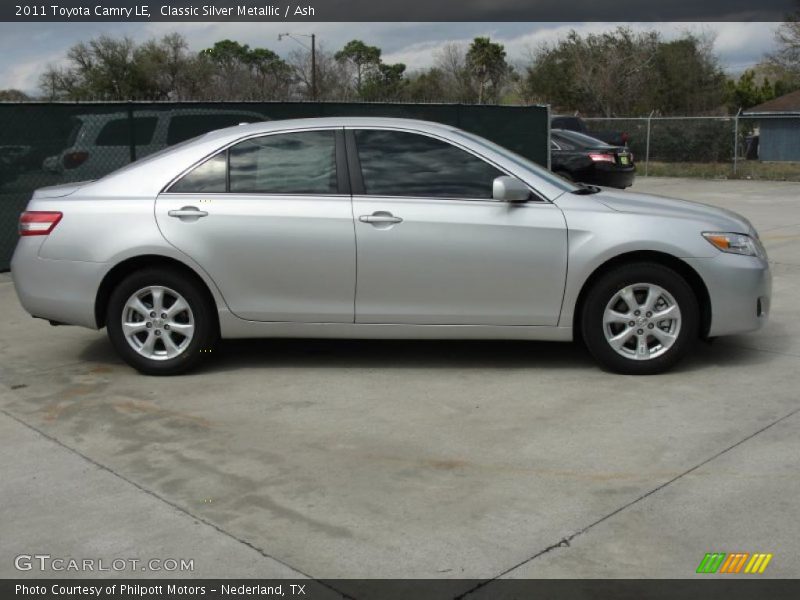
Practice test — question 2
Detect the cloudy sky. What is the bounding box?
[0,21,780,94]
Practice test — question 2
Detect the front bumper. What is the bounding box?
[684,253,771,337]
[10,238,104,329]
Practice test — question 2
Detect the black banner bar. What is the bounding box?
[4,579,800,600]
[1,0,797,22]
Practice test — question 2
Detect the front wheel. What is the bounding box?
[106,268,218,375]
[580,263,699,375]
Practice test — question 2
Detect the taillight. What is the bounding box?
[19,211,63,236]
[589,153,615,163]
[63,151,88,169]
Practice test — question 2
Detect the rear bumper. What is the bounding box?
[10,238,104,329]
[590,167,636,189]
[684,254,771,337]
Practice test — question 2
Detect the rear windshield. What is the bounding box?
[552,129,613,148]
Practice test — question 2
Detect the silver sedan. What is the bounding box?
[11,117,771,375]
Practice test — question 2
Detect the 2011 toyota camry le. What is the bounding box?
[11,117,771,376]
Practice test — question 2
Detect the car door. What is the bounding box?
[156,128,356,323]
[348,128,568,326]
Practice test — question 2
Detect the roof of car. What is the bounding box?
[201,116,459,141]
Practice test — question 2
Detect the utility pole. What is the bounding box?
[311,33,316,100]
[279,32,317,100]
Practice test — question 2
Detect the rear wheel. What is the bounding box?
[580,262,698,374]
[107,268,218,375]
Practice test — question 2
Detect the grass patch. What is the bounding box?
[643,161,800,182]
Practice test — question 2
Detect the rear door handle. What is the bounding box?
[168,206,208,219]
[359,213,403,224]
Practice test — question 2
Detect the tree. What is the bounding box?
[361,63,407,101]
[246,48,293,100]
[434,43,477,102]
[524,28,726,116]
[334,40,381,95]
[404,68,448,102]
[199,39,293,100]
[200,39,251,98]
[465,37,508,104]
[136,33,211,100]
[0,89,30,101]
[38,35,154,99]
[767,13,800,85]
[725,69,776,111]
[650,34,726,114]
[288,43,349,100]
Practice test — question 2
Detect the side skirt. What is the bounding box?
[218,312,573,342]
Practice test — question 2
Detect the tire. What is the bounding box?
[580,262,699,375]
[106,268,218,375]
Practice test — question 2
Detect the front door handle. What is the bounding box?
[359,213,403,225]
[168,206,208,219]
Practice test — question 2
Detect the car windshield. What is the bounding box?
[456,130,578,193]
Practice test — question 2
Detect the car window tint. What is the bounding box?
[551,134,575,150]
[167,114,263,145]
[355,130,502,199]
[556,129,612,148]
[95,117,157,146]
[169,152,227,193]
[229,131,337,195]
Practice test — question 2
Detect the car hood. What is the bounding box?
[32,181,93,199]
[591,189,755,234]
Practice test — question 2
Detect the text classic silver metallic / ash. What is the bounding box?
[11,118,771,375]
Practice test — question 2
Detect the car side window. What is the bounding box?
[229,131,337,195]
[95,117,157,146]
[169,152,227,193]
[354,129,503,199]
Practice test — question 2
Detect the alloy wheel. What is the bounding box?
[602,282,682,361]
[121,285,195,361]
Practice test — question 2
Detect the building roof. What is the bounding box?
[744,90,800,115]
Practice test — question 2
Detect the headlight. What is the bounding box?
[702,232,765,258]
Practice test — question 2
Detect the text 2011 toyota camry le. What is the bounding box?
[11,117,771,375]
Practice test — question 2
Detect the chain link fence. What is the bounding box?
[583,114,800,178]
[0,101,549,271]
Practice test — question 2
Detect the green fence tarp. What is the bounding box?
[0,101,549,271]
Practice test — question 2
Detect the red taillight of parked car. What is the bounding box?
[63,151,89,169]
[19,211,63,236]
[589,153,616,163]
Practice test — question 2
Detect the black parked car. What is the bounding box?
[551,115,630,147]
[550,129,635,189]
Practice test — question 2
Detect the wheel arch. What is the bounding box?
[572,250,711,342]
[94,254,219,330]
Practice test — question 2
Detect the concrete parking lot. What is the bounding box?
[1,177,798,593]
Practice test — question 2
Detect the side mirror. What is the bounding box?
[492,176,531,202]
